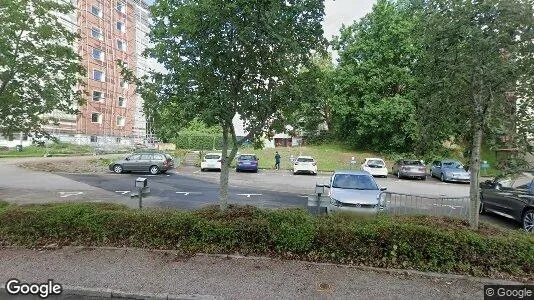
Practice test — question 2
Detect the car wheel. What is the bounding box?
[440,174,445,182]
[201,168,205,172]
[254,169,258,173]
[113,164,123,174]
[293,171,297,175]
[235,168,240,172]
[522,209,534,232]
[421,176,426,181]
[149,165,160,175]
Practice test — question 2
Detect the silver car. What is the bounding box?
[325,170,387,214]
[109,152,174,175]
[430,160,470,183]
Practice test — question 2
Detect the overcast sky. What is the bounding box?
[323,0,376,40]
[143,0,377,40]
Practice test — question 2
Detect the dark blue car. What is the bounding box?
[236,154,259,172]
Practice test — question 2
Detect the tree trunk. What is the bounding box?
[469,125,483,229]
[219,124,230,211]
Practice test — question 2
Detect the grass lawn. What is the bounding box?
[0,143,94,157]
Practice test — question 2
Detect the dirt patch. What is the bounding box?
[19,157,113,174]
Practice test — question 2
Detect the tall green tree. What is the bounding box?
[286,53,336,137]
[0,0,84,139]
[332,0,419,153]
[415,0,534,229]
[146,0,326,209]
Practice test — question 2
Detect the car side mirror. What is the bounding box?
[380,187,387,191]
[125,157,130,161]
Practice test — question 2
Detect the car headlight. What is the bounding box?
[330,197,342,207]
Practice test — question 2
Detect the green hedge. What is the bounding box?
[173,132,239,150]
[0,202,532,280]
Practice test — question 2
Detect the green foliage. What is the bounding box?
[332,0,420,153]
[0,0,85,139]
[173,132,240,150]
[0,202,533,280]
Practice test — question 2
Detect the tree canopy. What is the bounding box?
[144,0,326,208]
[0,0,84,139]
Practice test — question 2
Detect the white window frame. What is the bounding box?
[116,116,125,127]
[91,48,104,61]
[92,69,105,82]
[119,77,128,89]
[91,27,103,41]
[116,1,126,14]
[90,6,102,18]
[116,21,125,33]
[117,96,126,107]
[117,39,126,51]
[91,112,102,124]
[92,91,105,101]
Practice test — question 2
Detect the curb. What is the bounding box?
[0,286,218,299]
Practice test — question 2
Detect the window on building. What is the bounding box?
[116,137,122,143]
[92,48,104,61]
[116,1,126,14]
[117,39,126,51]
[116,21,125,32]
[119,77,128,88]
[93,70,105,82]
[90,6,102,18]
[91,113,102,123]
[90,135,98,143]
[91,27,103,40]
[116,116,125,127]
[118,97,126,107]
[92,91,104,101]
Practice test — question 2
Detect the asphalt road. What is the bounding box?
[58,172,308,210]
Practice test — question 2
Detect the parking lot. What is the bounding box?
[0,158,520,230]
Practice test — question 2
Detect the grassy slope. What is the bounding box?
[0,143,94,157]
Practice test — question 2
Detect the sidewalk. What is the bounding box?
[0,247,520,300]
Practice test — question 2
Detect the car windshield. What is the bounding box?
[332,174,378,190]
[367,159,384,166]
[403,160,423,166]
[297,157,314,162]
[239,155,256,161]
[205,155,220,159]
[442,161,463,169]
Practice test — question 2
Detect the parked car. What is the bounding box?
[236,154,259,172]
[201,153,222,172]
[324,170,387,214]
[392,159,427,180]
[361,158,388,178]
[480,171,534,232]
[109,152,174,175]
[430,159,470,183]
[293,156,318,175]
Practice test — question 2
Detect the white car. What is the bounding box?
[293,156,317,175]
[200,153,222,172]
[361,158,388,178]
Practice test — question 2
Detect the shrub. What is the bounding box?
[0,203,532,281]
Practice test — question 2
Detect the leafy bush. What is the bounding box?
[0,203,532,280]
[173,132,237,150]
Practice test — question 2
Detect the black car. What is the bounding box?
[479,171,534,232]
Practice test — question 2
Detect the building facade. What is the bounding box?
[1,0,157,148]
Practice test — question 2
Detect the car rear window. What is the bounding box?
[205,154,221,159]
[403,160,423,166]
[239,155,256,160]
[297,157,314,162]
[368,159,384,166]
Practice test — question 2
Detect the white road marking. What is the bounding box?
[176,192,203,196]
[115,191,130,195]
[237,193,262,198]
[58,192,84,198]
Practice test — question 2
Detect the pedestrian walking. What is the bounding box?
[275,151,281,170]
